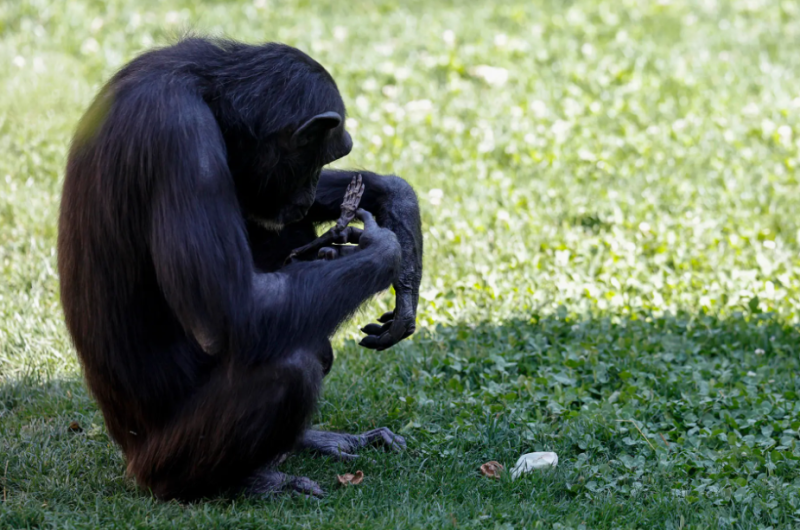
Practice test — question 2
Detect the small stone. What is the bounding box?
[511,452,558,479]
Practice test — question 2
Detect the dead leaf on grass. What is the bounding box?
[337,470,364,486]
[480,461,504,479]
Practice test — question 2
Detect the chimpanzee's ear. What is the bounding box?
[291,111,342,148]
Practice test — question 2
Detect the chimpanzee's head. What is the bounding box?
[270,107,353,226]
[222,43,353,230]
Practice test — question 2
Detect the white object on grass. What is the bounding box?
[511,452,558,479]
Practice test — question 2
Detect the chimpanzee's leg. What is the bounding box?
[126,348,323,501]
[297,428,406,461]
[245,469,325,497]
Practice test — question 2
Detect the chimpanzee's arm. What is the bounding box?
[251,210,400,360]
[147,89,400,363]
[307,169,423,350]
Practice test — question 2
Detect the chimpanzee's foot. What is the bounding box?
[246,469,324,498]
[335,173,365,229]
[298,428,407,461]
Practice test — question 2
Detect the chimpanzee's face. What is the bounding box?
[248,118,353,230]
[274,169,322,227]
[280,123,353,223]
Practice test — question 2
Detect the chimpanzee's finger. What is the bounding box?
[330,245,359,257]
[333,226,363,244]
[361,322,392,335]
[375,331,400,351]
[333,452,360,462]
[378,310,395,323]
[318,247,338,260]
[358,335,384,349]
[355,208,378,230]
[361,427,407,451]
[344,174,363,203]
[360,331,399,351]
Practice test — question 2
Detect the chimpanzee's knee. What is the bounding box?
[126,352,324,500]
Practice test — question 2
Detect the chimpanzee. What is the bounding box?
[57,37,423,500]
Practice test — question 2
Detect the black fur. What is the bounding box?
[57,37,423,500]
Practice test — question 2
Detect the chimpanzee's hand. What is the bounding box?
[315,225,364,260]
[355,209,394,250]
[353,209,414,350]
[358,210,416,351]
[359,299,416,351]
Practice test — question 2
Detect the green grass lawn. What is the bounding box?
[2,0,800,528]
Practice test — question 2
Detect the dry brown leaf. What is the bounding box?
[68,421,82,433]
[337,470,364,486]
[480,461,504,479]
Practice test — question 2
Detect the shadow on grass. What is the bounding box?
[323,309,800,527]
[2,310,799,527]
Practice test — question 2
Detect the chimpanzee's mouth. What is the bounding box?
[278,203,312,225]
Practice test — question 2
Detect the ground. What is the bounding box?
[2,0,800,528]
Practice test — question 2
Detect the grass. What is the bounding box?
[2,0,800,527]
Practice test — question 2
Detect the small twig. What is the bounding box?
[285,174,364,264]
[659,432,670,448]
[616,419,655,451]
[3,459,8,502]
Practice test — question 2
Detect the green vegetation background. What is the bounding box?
[2,0,800,528]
